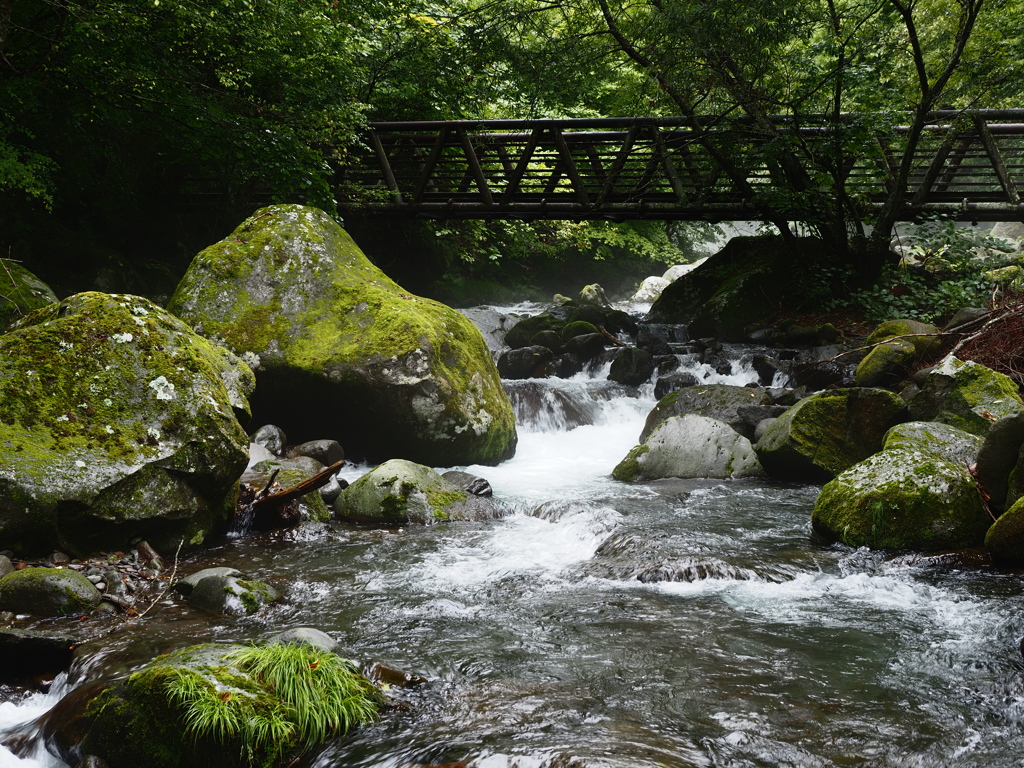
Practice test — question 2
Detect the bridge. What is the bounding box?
[332,110,1024,222]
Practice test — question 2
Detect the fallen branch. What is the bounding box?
[797,331,960,369]
[129,538,184,622]
[248,460,346,513]
[597,325,628,347]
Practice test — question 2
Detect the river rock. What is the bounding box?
[0,567,102,617]
[174,567,242,596]
[442,470,494,497]
[0,626,78,682]
[0,259,58,334]
[497,345,553,379]
[285,439,344,467]
[612,414,765,482]
[266,626,340,653]
[608,347,655,386]
[0,292,253,557]
[866,318,943,358]
[755,388,908,482]
[882,421,983,467]
[168,204,516,467]
[57,641,381,768]
[504,313,565,349]
[187,574,278,615]
[251,424,287,456]
[654,371,701,399]
[974,411,1024,513]
[984,496,1024,565]
[630,276,669,303]
[335,459,502,525]
[907,356,1022,437]
[563,332,606,363]
[579,283,611,307]
[641,384,773,442]
[812,448,990,550]
[853,338,917,389]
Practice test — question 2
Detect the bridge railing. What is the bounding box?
[332,110,1024,221]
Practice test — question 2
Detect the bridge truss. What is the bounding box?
[332,110,1024,222]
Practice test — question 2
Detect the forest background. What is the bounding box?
[1,0,1021,305]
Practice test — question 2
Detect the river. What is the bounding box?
[2,305,1024,767]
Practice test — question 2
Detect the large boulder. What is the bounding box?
[866,319,943,358]
[640,385,773,442]
[974,411,1024,513]
[985,496,1024,565]
[167,205,516,467]
[907,356,1022,437]
[645,236,828,340]
[754,388,908,482]
[812,448,990,550]
[0,258,58,334]
[49,642,383,768]
[0,292,253,557]
[335,459,502,525]
[0,567,102,617]
[882,421,983,467]
[853,338,916,389]
[612,414,764,482]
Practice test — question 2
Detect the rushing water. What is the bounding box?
[4,312,1024,768]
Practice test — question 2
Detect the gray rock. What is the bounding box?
[0,567,102,617]
[497,345,553,379]
[0,556,11,578]
[266,627,340,654]
[442,470,493,497]
[251,424,287,456]
[608,347,655,386]
[336,459,501,525]
[175,567,243,596]
[613,414,765,482]
[0,258,58,335]
[753,417,777,443]
[943,307,989,331]
[883,421,983,467]
[188,575,278,615]
[579,283,611,307]
[286,439,345,467]
[654,371,701,399]
[908,356,1023,436]
[318,473,346,504]
[975,411,1024,512]
[642,384,773,442]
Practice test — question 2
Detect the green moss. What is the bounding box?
[612,445,649,482]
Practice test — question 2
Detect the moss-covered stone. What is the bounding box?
[866,318,943,358]
[883,421,983,467]
[245,461,331,524]
[561,320,600,342]
[853,338,916,389]
[613,414,764,482]
[812,448,990,550]
[0,292,252,557]
[504,313,566,349]
[335,459,501,525]
[908,356,1023,437]
[985,496,1024,564]
[641,384,773,443]
[0,567,101,617]
[755,388,908,482]
[0,259,58,334]
[167,205,516,467]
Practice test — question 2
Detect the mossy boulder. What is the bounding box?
[167,205,516,467]
[645,236,828,340]
[755,388,908,482]
[853,338,916,389]
[335,458,501,525]
[866,319,943,358]
[612,414,764,482]
[187,574,278,616]
[984,496,1024,565]
[812,448,990,550]
[243,460,332,525]
[561,320,600,342]
[0,259,58,334]
[0,292,253,557]
[0,567,101,617]
[503,313,566,349]
[975,411,1024,513]
[641,385,773,442]
[54,642,382,768]
[882,421,983,467]
[908,356,1023,437]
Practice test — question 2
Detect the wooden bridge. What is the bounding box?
[332,110,1024,222]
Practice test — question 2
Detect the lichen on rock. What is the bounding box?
[167,204,516,467]
[0,292,253,557]
[908,356,1022,437]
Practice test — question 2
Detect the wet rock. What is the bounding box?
[504,313,565,349]
[908,356,1023,436]
[336,459,502,525]
[251,424,287,456]
[530,329,564,351]
[613,414,765,482]
[318,473,346,504]
[755,388,908,482]
[753,417,776,443]
[608,347,655,386]
[630,276,670,304]
[504,381,597,430]
[442,470,493,497]
[0,292,253,558]
[813,448,990,551]
[579,284,611,307]
[563,333,606,362]
[561,320,600,342]
[0,555,11,578]
[537,353,584,379]
[642,384,772,442]
[752,355,785,386]
[0,626,79,683]
[985,496,1024,565]
[285,439,344,467]
[168,204,516,467]
[635,557,756,583]
[174,567,242,596]
[974,411,1024,513]
[497,345,552,379]
[366,661,427,687]
[636,327,672,356]
[654,371,701,399]
[867,318,943,358]
[266,626,340,654]
[0,567,102,617]
[188,574,278,615]
[0,258,58,334]
[883,421,983,467]
[736,404,789,431]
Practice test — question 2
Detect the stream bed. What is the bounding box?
[3,312,1024,768]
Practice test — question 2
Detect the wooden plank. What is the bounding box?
[412,127,449,202]
[501,128,543,204]
[975,116,1021,205]
[909,123,966,208]
[550,125,591,205]
[597,125,639,204]
[650,125,687,204]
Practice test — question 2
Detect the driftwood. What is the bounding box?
[247,460,346,513]
[597,325,628,347]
